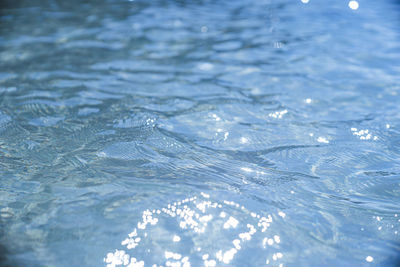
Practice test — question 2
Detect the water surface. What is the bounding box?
[1,0,400,266]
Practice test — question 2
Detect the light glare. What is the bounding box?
[348,1,359,10]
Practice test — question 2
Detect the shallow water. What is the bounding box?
[1,0,400,266]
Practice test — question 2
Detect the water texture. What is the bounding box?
[0,0,400,266]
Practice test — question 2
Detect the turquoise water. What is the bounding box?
[1,0,400,266]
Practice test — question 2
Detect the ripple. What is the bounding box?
[1,0,400,266]
[0,110,11,130]
[29,116,64,127]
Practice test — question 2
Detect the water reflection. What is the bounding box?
[0,0,400,266]
[104,194,285,266]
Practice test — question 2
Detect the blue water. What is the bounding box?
[1,0,400,266]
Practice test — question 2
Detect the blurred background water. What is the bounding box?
[1,0,400,266]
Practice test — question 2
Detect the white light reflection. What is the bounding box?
[348,0,359,10]
[240,137,249,144]
[224,132,229,141]
[269,109,288,119]
[104,193,285,266]
[317,137,329,144]
[223,216,239,229]
[366,256,374,262]
[211,113,220,121]
[351,128,378,141]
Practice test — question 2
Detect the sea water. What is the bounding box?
[0,0,400,266]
